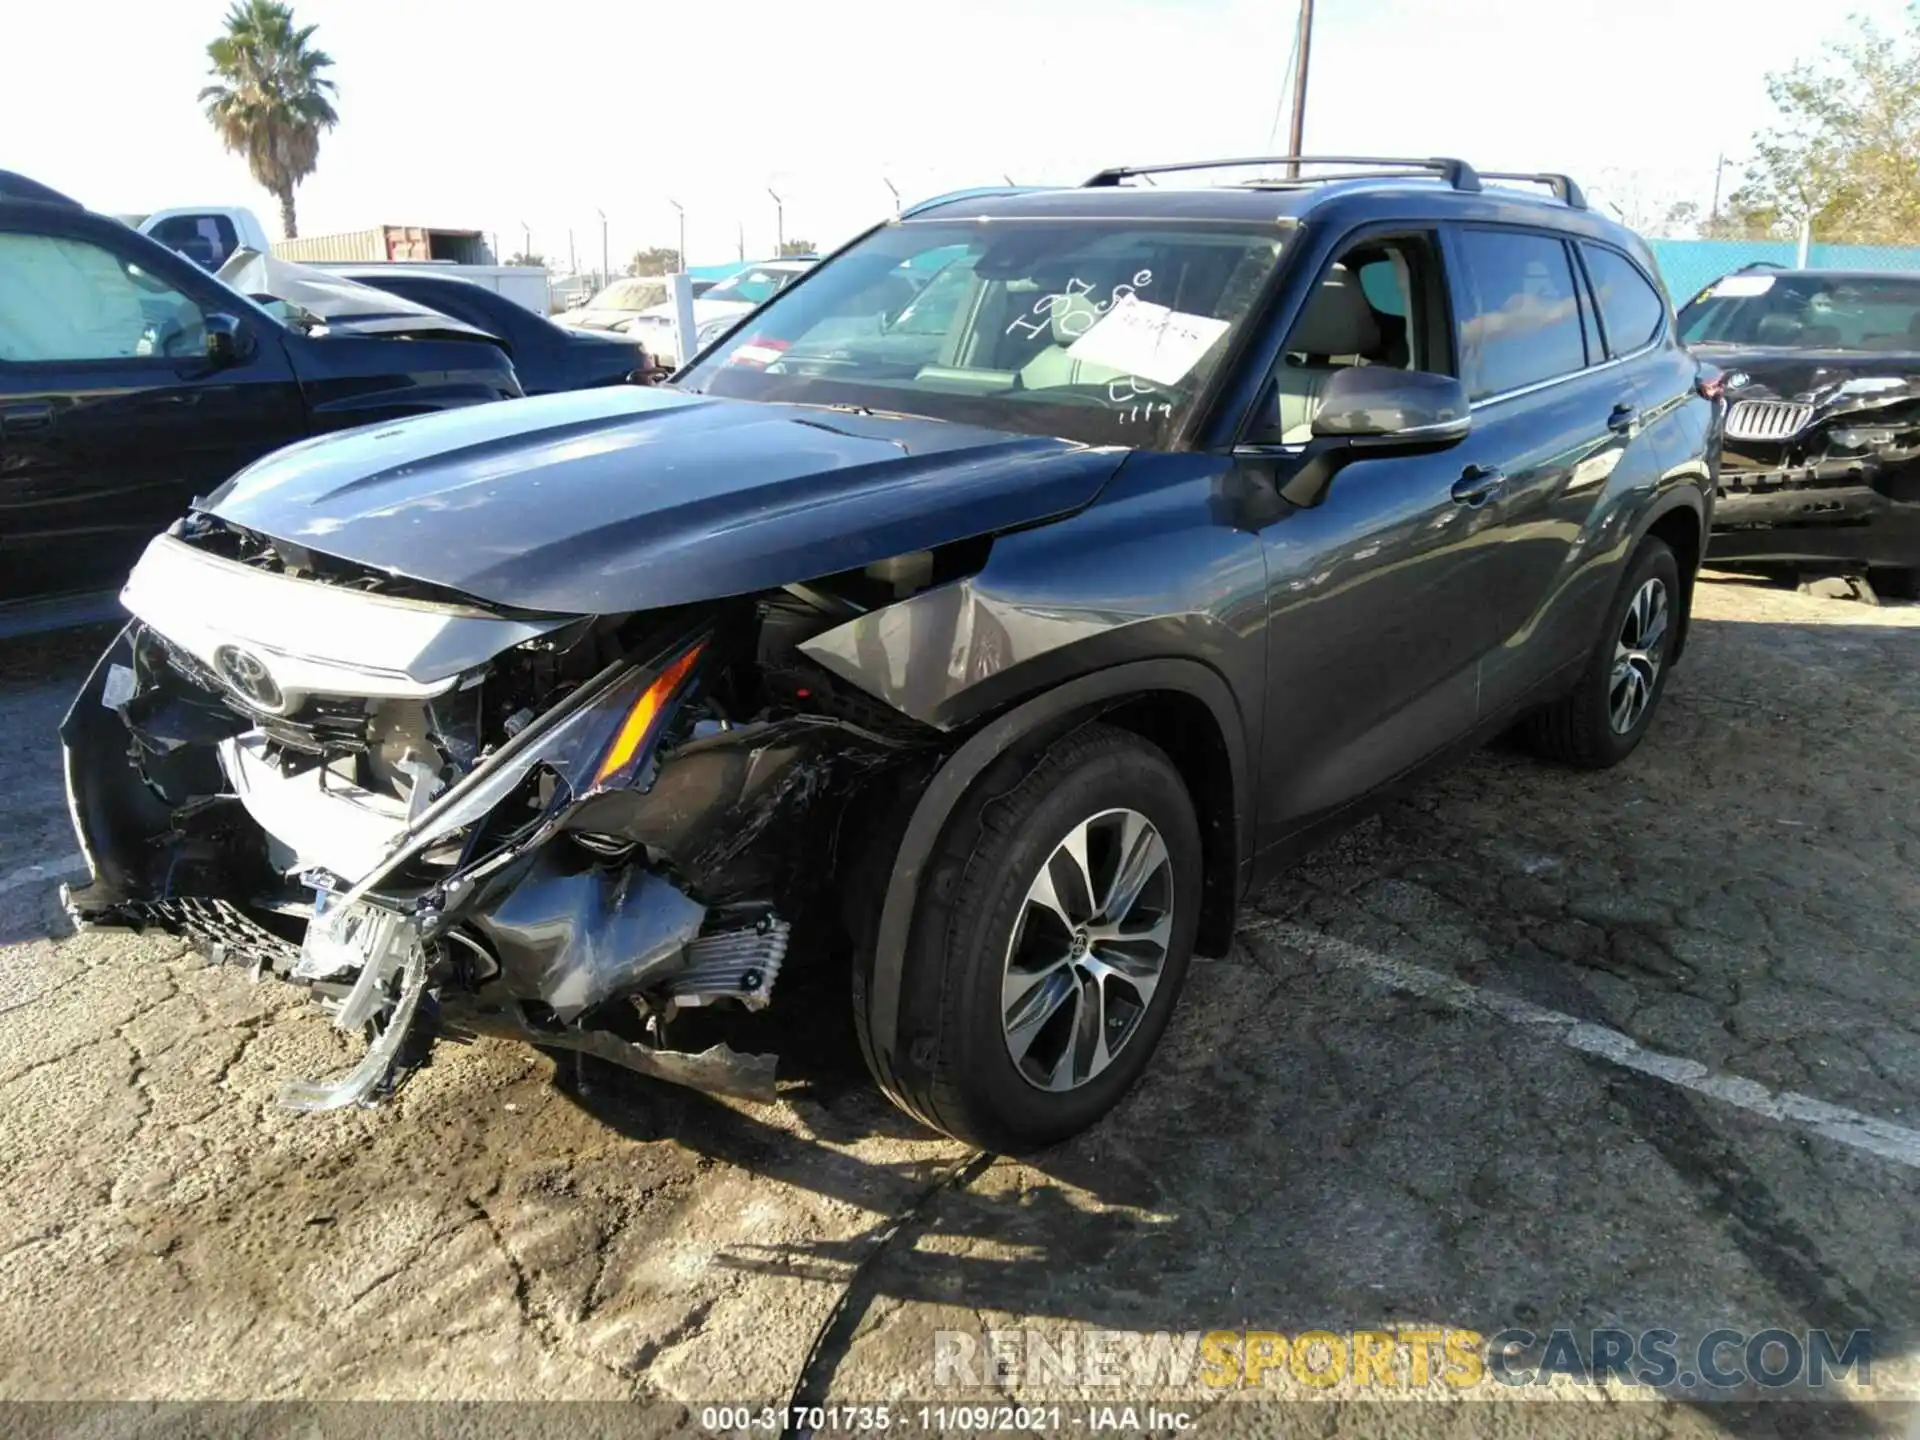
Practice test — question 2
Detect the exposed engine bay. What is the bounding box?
[62,515,953,1110]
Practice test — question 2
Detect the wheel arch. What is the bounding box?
[854,658,1252,1097]
[1639,494,1705,663]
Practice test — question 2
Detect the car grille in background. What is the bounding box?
[1726,400,1815,442]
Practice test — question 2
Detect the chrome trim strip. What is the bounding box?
[1469,336,1661,412]
[121,534,576,706]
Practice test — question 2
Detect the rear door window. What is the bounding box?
[1581,244,1666,355]
[148,214,240,270]
[1452,228,1588,401]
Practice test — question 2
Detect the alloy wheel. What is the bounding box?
[1610,576,1669,734]
[1000,807,1175,1092]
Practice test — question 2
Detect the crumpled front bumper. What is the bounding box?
[59,618,797,1113]
[1710,468,1920,570]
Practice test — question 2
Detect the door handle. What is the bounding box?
[0,401,55,435]
[1451,466,1505,507]
[1607,402,1640,435]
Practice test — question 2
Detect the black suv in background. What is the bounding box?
[0,174,523,635]
[64,157,1716,1150]
[1679,264,1920,596]
[332,267,655,395]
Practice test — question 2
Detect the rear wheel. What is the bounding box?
[865,724,1202,1152]
[1526,536,1679,769]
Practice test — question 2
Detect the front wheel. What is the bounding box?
[866,724,1203,1152]
[1526,535,1680,768]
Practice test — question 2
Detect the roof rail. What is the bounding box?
[1082,156,1483,193]
[1479,171,1588,209]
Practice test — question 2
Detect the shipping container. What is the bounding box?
[273,225,492,265]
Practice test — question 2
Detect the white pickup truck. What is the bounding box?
[133,205,552,316]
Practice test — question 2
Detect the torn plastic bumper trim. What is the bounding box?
[281,933,430,1112]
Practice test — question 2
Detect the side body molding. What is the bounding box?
[856,657,1251,1092]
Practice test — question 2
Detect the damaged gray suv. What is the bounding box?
[62,157,1718,1151]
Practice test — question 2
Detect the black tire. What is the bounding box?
[1526,536,1680,769]
[861,723,1203,1152]
[1869,567,1920,601]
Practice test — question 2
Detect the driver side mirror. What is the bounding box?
[1243,366,1472,509]
[203,312,247,368]
[1309,366,1471,445]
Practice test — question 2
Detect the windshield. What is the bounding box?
[678,220,1285,448]
[583,278,670,312]
[704,265,807,305]
[1679,272,1920,351]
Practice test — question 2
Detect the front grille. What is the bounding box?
[1726,400,1814,442]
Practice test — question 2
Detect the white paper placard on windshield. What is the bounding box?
[1708,274,1776,298]
[1065,295,1231,387]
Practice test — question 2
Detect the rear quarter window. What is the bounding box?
[1581,244,1666,355]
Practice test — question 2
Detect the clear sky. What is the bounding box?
[3,0,1908,270]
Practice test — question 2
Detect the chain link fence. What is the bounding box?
[1649,238,1920,307]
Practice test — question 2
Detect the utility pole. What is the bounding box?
[1709,152,1728,230]
[768,187,784,254]
[520,220,532,262]
[1285,0,1315,179]
[597,209,608,284]
[669,198,686,271]
[568,229,577,276]
[883,177,901,215]
[737,220,745,262]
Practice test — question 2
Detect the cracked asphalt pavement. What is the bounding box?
[2,575,1918,1437]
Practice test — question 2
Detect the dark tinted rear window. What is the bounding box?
[1454,229,1588,401]
[149,214,239,270]
[1582,244,1665,354]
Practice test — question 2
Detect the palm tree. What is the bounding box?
[199,0,338,239]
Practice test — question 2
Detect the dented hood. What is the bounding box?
[1695,344,1920,413]
[203,386,1121,614]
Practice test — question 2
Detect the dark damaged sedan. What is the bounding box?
[61,160,1717,1150]
[1680,266,1920,595]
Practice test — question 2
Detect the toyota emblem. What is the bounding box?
[212,645,285,711]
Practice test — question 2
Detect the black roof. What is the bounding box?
[0,170,80,207]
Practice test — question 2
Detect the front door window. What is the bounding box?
[0,232,208,363]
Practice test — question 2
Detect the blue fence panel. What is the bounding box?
[1648,239,1920,307]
